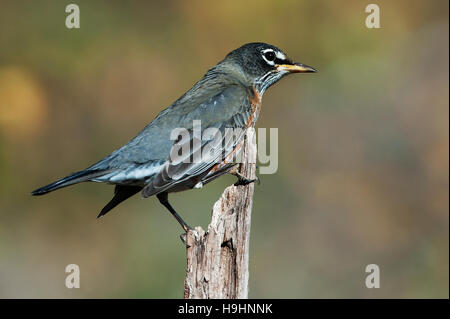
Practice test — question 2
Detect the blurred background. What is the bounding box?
[0,0,448,298]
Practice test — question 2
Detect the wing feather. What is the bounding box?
[142,87,251,197]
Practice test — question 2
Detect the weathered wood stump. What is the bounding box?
[184,128,257,299]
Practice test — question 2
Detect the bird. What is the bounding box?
[31,42,316,232]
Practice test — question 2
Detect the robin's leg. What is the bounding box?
[157,192,193,233]
[229,165,260,186]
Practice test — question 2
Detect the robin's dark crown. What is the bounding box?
[224,43,290,79]
[220,42,316,94]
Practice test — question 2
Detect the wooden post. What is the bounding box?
[184,128,257,299]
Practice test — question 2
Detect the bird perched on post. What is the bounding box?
[31,42,316,232]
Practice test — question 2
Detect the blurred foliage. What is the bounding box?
[0,0,448,298]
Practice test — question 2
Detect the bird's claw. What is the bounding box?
[180,233,189,247]
[234,174,260,186]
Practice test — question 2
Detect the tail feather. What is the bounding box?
[31,170,105,196]
[97,185,143,218]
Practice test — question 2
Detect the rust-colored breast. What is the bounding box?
[246,87,262,128]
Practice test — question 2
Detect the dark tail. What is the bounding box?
[31,170,105,196]
[97,185,143,218]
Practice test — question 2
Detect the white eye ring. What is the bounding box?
[262,49,276,65]
[262,49,287,66]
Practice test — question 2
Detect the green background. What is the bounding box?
[0,0,448,298]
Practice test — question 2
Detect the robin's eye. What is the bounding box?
[264,51,276,61]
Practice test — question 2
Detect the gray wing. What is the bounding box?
[141,87,252,197]
[89,83,252,189]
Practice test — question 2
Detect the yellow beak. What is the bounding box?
[277,63,317,73]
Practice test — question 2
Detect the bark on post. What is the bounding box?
[184,127,257,299]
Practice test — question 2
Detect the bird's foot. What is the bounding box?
[180,232,189,247]
[229,165,260,186]
[179,225,198,248]
[234,176,255,186]
[233,171,260,186]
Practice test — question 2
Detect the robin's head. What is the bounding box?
[221,42,317,94]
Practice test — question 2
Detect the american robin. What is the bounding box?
[31,42,316,232]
